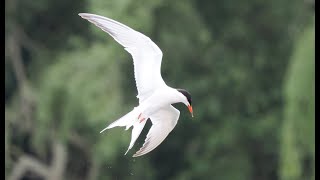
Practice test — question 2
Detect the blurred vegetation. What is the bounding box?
[5,0,314,179]
[280,18,314,180]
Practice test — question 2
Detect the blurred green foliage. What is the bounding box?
[280,18,314,180]
[5,0,314,179]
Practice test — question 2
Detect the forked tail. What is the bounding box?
[100,107,141,133]
[100,106,149,155]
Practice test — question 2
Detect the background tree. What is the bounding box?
[280,18,314,180]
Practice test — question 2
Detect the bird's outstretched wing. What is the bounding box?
[79,13,166,102]
[133,105,180,157]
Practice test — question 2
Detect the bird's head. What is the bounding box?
[176,89,193,117]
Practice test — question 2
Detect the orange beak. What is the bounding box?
[187,105,194,118]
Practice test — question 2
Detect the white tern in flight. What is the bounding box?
[79,13,193,157]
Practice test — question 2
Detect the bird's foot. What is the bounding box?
[138,113,146,123]
[139,118,146,123]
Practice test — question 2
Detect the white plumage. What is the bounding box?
[79,13,193,157]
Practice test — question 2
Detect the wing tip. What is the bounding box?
[132,149,149,157]
[132,152,142,157]
[132,154,139,158]
[78,13,86,17]
[78,13,93,19]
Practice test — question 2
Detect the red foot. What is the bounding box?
[138,113,146,123]
[139,118,146,123]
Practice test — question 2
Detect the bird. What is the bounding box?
[79,13,193,157]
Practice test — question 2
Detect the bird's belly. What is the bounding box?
[140,92,172,117]
[142,102,167,118]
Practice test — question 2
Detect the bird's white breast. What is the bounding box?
[139,87,180,117]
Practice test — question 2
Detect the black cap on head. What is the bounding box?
[177,89,192,105]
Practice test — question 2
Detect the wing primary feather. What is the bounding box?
[78,13,165,101]
[132,106,180,157]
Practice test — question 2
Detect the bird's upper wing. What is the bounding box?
[79,13,166,102]
[133,105,180,157]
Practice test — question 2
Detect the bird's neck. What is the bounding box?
[169,88,186,105]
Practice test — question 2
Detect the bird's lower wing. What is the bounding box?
[133,105,180,157]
